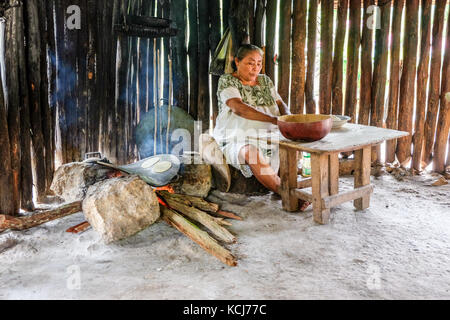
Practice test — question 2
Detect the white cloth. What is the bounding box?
[212,73,282,178]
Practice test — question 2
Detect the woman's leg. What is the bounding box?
[238,144,280,193]
[238,144,310,211]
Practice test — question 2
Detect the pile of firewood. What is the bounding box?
[0,190,241,267]
[156,190,241,267]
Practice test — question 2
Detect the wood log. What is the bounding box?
[412,0,432,171]
[215,210,243,221]
[161,207,237,267]
[197,0,210,131]
[290,0,307,114]
[25,0,47,201]
[319,0,334,115]
[305,0,318,114]
[209,0,221,123]
[433,13,450,173]
[40,0,55,192]
[0,201,82,232]
[188,0,199,119]
[396,0,419,165]
[370,0,392,163]
[159,194,236,244]
[16,2,34,211]
[157,191,220,213]
[278,0,292,103]
[0,59,14,215]
[422,0,447,167]
[359,0,374,125]
[265,0,277,81]
[385,0,405,163]
[124,15,171,28]
[66,221,91,234]
[253,0,265,48]
[331,0,349,116]
[345,0,361,122]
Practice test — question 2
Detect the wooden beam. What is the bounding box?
[311,153,330,224]
[292,189,314,203]
[412,0,432,172]
[290,0,307,114]
[422,0,447,167]
[331,0,349,116]
[305,0,318,114]
[396,0,419,165]
[345,0,361,122]
[354,146,371,210]
[279,146,299,211]
[319,0,334,115]
[385,0,405,163]
[322,184,374,209]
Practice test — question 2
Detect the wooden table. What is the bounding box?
[251,124,409,224]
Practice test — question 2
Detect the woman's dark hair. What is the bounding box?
[231,44,264,71]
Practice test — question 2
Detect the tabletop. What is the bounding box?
[249,123,409,154]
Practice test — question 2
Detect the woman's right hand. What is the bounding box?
[270,116,278,125]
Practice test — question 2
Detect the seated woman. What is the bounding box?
[212,44,310,211]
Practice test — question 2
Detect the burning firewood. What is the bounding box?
[161,207,237,267]
[157,192,236,244]
[0,201,82,232]
[66,221,91,234]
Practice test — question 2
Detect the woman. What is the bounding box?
[212,44,310,211]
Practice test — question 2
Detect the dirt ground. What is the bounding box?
[0,171,449,300]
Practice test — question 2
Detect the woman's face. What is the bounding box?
[235,51,263,81]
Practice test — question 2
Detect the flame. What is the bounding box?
[154,185,175,193]
[106,170,124,179]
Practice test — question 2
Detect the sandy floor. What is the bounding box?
[0,171,449,300]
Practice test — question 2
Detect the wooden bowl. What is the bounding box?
[277,114,332,142]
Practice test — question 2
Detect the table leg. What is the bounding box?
[311,153,330,224]
[328,152,339,196]
[354,146,371,210]
[279,146,299,211]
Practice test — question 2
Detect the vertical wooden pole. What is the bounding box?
[305,0,318,114]
[422,0,447,167]
[290,0,307,115]
[248,0,255,44]
[332,0,349,116]
[0,51,15,215]
[188,0,199,120]
[39,0,55,191]
[254,0,265,48]
[412,0,432,172]
[345,0,361,123]
[279,146,298,212]
[396,0,419,165]
[278,0,292,104]
[359,0,374,126]
[265,0,277,82]
[24,0,47,201]
[328,152,339,196]
[5,0,21,214]
[17,2,34,210]
[385,0,405,164]
[433,10,450,174]
[197,0,211,132]
[171,0,188,112]
[311,153,330,224]
[209,0,221,125]
[354,146,371,210]
[162,0,171,104]
[319,0,334,115]
[370,0,392,163]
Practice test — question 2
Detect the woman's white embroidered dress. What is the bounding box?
[212,73,282,178]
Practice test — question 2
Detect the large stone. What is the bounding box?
[50,162,115,202]
[82,175,160,243]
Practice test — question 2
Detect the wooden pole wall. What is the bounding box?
[2,0,450,214]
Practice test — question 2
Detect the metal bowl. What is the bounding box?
[277,114,332,142]
[331,115,351,129]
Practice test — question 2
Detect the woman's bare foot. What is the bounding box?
[299,199,311,212]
